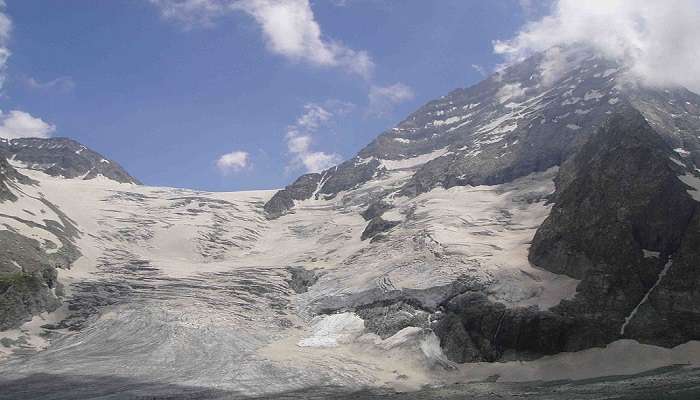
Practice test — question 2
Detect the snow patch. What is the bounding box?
[380,147,450,170]
[297,313,365,348]
[620,259,673,335]
[584,90,604,101]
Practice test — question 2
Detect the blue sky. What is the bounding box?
[1,1,536,190]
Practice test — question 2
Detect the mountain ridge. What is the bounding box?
[0,136,140,185]
[266,48,700,219]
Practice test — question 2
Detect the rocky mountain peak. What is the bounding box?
[0,137,140,184]
[265,47,700,218]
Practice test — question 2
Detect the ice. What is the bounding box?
[298,313,365,348]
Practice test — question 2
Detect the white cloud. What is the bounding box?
[285,103,345,173]
[367,83,414,116]
[496,82,526,103]
[494,0,700,93]
[216,150,250,173]
[24,76,76,92]
[0,110,56,139]
[0,2,12,91]
[471,64,487,77]
[150,0,374,78]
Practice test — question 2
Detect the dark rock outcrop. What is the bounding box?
[0,271,61,331]
[264,173,320,218]
[286,266,320,294]
[0,159,82,330]
[436,110,700,362]
[360,216,400,241]
[356,301,430,339]
[0,137,140,184]
[434,292,575,363]
[360,200,392,221]
[530,109,700,348]
[0,157,36,202]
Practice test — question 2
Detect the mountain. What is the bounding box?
[260,47,700,361]
[2,47,700,398]
[0,137,140,184]
[0,138,133,333]
[266,48,700,218]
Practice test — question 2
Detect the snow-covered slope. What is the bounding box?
[266,47,700,217]
[3,159,700,398]
[3,47,700,398]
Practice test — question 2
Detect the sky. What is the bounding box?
[0,0,698,191]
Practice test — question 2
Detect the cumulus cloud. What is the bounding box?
[367,83,414,116]
[494,0,700,93]
[150,0,374,78]
[0,110,56,139]
[216,150,250,173]
[285,102,348,173]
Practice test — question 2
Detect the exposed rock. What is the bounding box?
[355,301,430,339]
[360,200,392,221]
[264,47,700,217]
[0,272,61,331]
[360,216,400,241]
[434,110,700,362]
[0,137,140,184]
[0,157,35,202]
[530,109,700,349]
[286,266,320,294]
[264,173,320,218]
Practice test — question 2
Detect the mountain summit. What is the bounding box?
[266,47,700,218]
[0,137,140,184]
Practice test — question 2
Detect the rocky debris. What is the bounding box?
[360,216,400,241]
[0,137,140,184]
[286,266,320,294]
[360,201,392,221]
[355,301,430,339]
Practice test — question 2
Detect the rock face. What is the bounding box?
[260,46,700,363]
[530,109,700,348]
[265,47,700,218]
[263,173,321,218]
[360,216,400,241]
[0,137,140,184]
[434,109,700,362]
[0,157,35,202]
[0,138,126,330]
